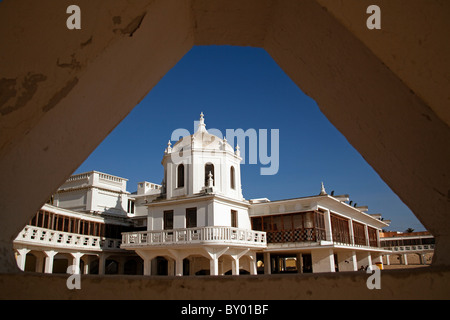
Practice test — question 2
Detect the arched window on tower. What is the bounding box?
[205,163,215,186]
[230,166,235,189]
[177,164,185,188]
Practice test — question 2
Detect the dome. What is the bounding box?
[162,113,244,201]
[168,112,236,155]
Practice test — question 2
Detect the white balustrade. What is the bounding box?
[121,226,267,248]
[389,244,435,252]
[15,225,122,251]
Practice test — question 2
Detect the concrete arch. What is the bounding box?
[0,0,449,298]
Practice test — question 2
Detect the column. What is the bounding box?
[296,253,303,273]
[168,249,190,277]
[117,257,125,274]
[44,250,57,274]
[166,162,173,199]
[385,254,391,265]
[143,258,152,276]
[219,259,224,276]
[135,250,158,276]
[210,258,219,275]
[402,253,408,265]
[364,225,370,247]
[176,258,184,276]
[83,255,91,274]
[16,248,30,271]
[323,210,333,242]
[204,246,229,276]
[231,259,239,275]
[229,249,249,276]
[264,252,271,275]
[420,253,426,265]
[70,252,83,274]
[248,252,257,275]
[349,220,355,245]
[188,258,195,275]
[98,253,107,275]
[168,259,175,276]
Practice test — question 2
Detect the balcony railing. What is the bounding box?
[121,226,267,248]
[14,225,122,251]
[266,228,327,243]
[385,244,435,252]
[265,228,383,249]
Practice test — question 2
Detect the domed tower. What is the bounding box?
[162,112,243,201]
[121,113,266,277]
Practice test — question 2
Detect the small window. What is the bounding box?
[230,166,235,189]
[177,164,185,188]
[231,210,238,228]
[164,210,174,230]
[127,199,135,214]
[186,208,197,228]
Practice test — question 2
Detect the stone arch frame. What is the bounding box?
[0,0,449,298]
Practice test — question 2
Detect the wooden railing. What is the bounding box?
[266,228,327,243]
[121,226,267,248]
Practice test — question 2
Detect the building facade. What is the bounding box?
[14,171,141,275]
[380,231,435,266]
[14,113,391,276]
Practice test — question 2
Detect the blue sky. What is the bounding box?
[75,45,425,232]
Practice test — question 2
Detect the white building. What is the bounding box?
[380,231,435,266]
[14,171,142,275]
[14,113,391,276]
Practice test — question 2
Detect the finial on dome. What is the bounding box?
[206,171,214,187]
[165,140,172,154]
[319,182,327,196]
[235,144,240,157]
[222,136,228,150]
[197,112,207,132]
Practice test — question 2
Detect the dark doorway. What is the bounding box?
[156,256,168,275]
[302,254,312,273]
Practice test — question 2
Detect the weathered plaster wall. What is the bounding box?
[0,0,194,271]
[1,267,450,300]
[264,0,450,266]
